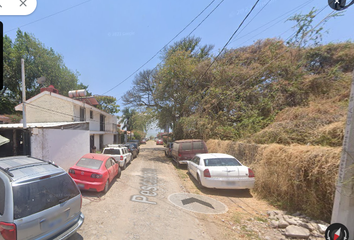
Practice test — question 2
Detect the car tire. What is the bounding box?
[122,161,127,170]
[117,168,122,179]
[104,180,109,193]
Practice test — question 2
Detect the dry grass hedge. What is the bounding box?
[206,139,341,222]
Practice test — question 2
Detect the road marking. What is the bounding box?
[182,197,215,209]
[168,193,228,214]
[131,168,158,205]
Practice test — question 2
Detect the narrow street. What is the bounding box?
[68,141,292,240]
[69,141,215,240]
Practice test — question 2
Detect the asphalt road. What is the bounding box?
[69,141,213,240]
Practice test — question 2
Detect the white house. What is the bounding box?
[11,85,119,170]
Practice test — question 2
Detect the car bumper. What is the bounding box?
[54,213,85,240]
[73,179,106,192]
[202,177,255,189]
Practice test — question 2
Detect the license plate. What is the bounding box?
[41,211,69,231]
[77,184,85,188]
[226,181,236,186]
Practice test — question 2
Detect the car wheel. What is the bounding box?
[122,161,127,170]
[117,168,122,179]
[104,180,109,193]
[197,175,204,188]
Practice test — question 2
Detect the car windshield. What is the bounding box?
[76,158,103,170]
[204,158,242,167]
[12,173,80,219]
[103,149,121,155]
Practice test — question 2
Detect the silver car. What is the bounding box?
[0,156,84,240]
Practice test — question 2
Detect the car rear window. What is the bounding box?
[0,178,4,215]
[103,148,121,155]
[12,173,80,219]
[181,143,192,151]
[76,158,103,170]
[193,142,204,150]
[204,158,242,167]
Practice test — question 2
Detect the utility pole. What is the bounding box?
[21,59,27,155]
[331,70,354,237]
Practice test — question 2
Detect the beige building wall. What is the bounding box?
[26,94,74,123]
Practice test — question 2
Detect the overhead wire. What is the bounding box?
[197,5,336,115]
[5,0,92,33]
[115,0,226,103]
[197,0,262,81]
[101,0,223,96]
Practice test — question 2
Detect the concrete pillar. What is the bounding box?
[331,70,354,237]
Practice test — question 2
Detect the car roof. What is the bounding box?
[0,156,64,183]
[174,139,204,143]
[80,153,110,161]
[196,153,234,159]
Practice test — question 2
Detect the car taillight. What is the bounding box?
[0,222,17,240]
[91,174,103,178]
[69,169,75,174]
[204,169,211,178]
[120,156,123,160]
[178,154,181,157]
[248,168,255,178]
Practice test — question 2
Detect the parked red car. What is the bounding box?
[69,153,121,193]
[156,139,163,145]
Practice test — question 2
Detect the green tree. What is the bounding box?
[94,95,120,114]
[119,107,137,131]
[1,29,88,109]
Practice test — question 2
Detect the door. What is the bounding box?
[105,159,114,182]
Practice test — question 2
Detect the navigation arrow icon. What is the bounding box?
[181,197,215,209]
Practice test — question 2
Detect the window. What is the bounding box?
[193,142,204,150]
[204,158,242,167]
[0,178,5,215]
[105,159,112,169]
[76,158,103,169]
[80,107,85,121]
[90,110,93,119]
[12,174,80,219]
[103,149,121,155]
[181,142,192,151]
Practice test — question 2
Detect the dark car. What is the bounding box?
[140,139,146,144]
[127,142,140,154]
[165,142,173,157]
[171,139,208,167]
[124,143,138,158]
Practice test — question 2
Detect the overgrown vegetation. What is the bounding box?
[122,12,353,146]
[207,140,341,222]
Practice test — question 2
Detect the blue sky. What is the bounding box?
[1,0,354,135]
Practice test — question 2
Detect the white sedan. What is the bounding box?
[187,153,255,189]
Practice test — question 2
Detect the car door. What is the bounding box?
[110,158,118,178]
[105,158,114,182]
[189,156,199,178]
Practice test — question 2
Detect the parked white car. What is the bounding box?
[102,145,132,170]
[187,153,255,189]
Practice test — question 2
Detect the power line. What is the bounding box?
[230,0,316,45]
[198,0,261,82]
[5,0,92,33]
[101,0,223,96]
[197,6,336,115]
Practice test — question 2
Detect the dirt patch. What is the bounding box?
[172,161,283,240]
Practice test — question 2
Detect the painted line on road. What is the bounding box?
[131,168,158,205]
